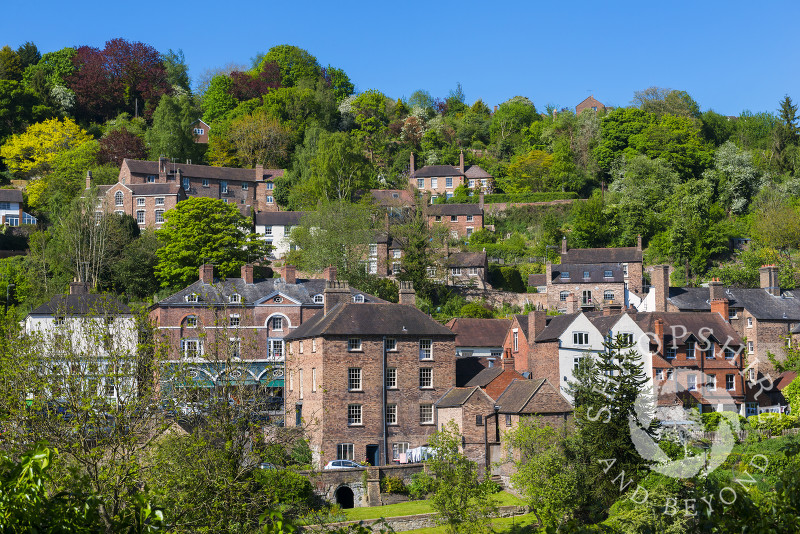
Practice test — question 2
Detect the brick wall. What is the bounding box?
[427,213,483,238]
[546,281,626,311]
[529,341,561,389]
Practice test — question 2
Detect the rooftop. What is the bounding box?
[446,317,510,348]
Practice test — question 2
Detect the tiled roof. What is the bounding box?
[464,366,504,387]
[496,378,573,414]
[528,274,546,287]
[428,204,483,216]
[550,264,625,284]
[446,318,510,348]
[463,165,492,179]
[0,189,23,203]
[129,183,181,195]
[29,293,131,316]
[413,165,463,178]
[368,189,415,206]
[513,314,530,342]
[285,302,455,339]
[668,287,800,321]
[561,247,642,264]
[456,357,487,387]
[446,252,486,268]
[534,313,581,342]
[436,386,485,408]
[633,312,744,349]
[254,211,305,226]
[122,159,284,182]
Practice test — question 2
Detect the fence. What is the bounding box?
[687,427,800,442]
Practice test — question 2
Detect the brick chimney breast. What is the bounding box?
[281,264,297,285]
[502,347,515,371]
[759,265,780,296]
[69,281,89,295]
[651,265,670,312]
[710,298,730,323]
[654,318,665,354]
[709,278,724,301]
[398,280,416,307]
[241,264,254,284]
[199,264,214,284]
[324,280,351,315]
[528,310,546,342]
[323,265,337,281]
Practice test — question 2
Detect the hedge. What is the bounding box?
[434,192,579,204]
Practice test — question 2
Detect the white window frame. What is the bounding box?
[348,368,362,391]
[687,374,697,391]
[513,330,519,352]
[726,374,735,391]
[707,374,716,391]
[181,338,203,358]
[446,177,453,188]
[349,338,362,351]
[604,290,614,301]
[419,404,434,425]
[220,181,228,194]
[386,367,397,389]
[347,404,362,426]
[386,404,398,425]
[431,178,438,189]
[313,294,323,304]
[352,294,365,303]
[115,191,123,206]
[419,339,432,360]
[417,178,424,189]
[155,210,164,224]
[229,314,240,327]
[419,367,433,389]
[573,332,589,346]
[155,197,164,206]
[136,210,145,224]
[386,338,397,351]
[337,443,354,460]
[136,197,145,207]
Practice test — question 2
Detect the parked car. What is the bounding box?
[323,459,363,470]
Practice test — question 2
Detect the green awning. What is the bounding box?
[265,379,284,387]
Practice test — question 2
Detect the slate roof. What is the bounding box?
[668,287,800,321]
[412,165,464,178]
[513,314,530,341]
[527,274,546,287]
[633,312,744,349]
[368,189,415,206]
[436,386,485,408]
[534,313,581,342]
[496,379,573,414]
[428,204,483,216]
[122,159,284,182]
[456,357,487,387]
[446,318,510,348]
[284,302,456,340]
[464,366,504,387]
[446,252,486,268]
[157,278,384,307]
[29,294,131,316]
[463,165,493,179]
[588,314,623,337]
[254,211,305,226]
[561,247,642,264]
[550,264,625,284]
[129,183,181,196]
[0,189,23,203]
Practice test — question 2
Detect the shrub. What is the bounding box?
[459,302,493,318]
[407,471,436,500]
[380,476,408,495]
[255,468,316,509]
[702,411,746,431]
[500,266,525,293]
[747,413,800,436]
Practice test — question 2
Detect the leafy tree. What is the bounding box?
[750,189,800,254]
[459,302,493,318]
[27,139,100,214]
[426,421,498,534]
[0,45,22,81]
[632,86,700,118]
[22,47,76,105]
[0,79,53,143]
[504,148,555,193]
[110,229,161,299]
[701,109,735,146]
[300,131,372,205]
[570,190,614,248]
[146,94,198,162]
[490,96,539,156]
[594,107,654,175]
[0,117,92,177]
[628,113,714,181]
[202,74,237,124]
[324,65,354,103]
[703,141,761,214]
[229,66,281,101]
[161,48,191,93]
[260,45,321,88]
[734,109,779,151]
[99,126,148,166]
[350,89,389,163]
[15,41,40,70]
[155,197,270,288]
[227,112,291,168]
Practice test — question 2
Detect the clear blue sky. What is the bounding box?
[3,0,797,116]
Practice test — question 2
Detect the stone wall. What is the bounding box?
[318,505,530,532]
[456,287,546,310]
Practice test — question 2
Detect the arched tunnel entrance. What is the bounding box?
[335,485,355,509]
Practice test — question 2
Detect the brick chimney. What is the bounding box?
[69,281,89,295]
[527,310,546,343]
[637,234,643,251]
[241,264,254,284]
[479,192,484,210]
[255,164,264,180]
[410,152,415,174]
[459,150,465,174]
[502,347,515,371]
[566,293,578,314]
[280,264,297,284]
[159,156,168,180]
[398,280,416,307]
[654,318,665,354]
[710,298,730,323]
[709,277,724,301]
[545,261,553,287]
[323,265,337,281]
[85,170,92,190]
[175,168,182,186]
[759,265,780,296]
[324,280,351,315]
[561,236,568,255]
[199,264,214,284]
[651,265,670,312]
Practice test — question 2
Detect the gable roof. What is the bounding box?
[668,287,800,321]
[0,189,23,203]
[285,302,455,339]
[534,313,581,342]
[550,263,625,283]
[122,159,284,183]
[254,211,306,226]
[428,204,483,216]
[561,246,642,264]
[496,378,573,414]
[368,189,415,207]
[436,386,491,408]
[634,312,744,348]
[129,183,182,196]
[528,274,546,287]
[29,293,131,316]
[412,165,463,178]
[463,165,492,179]
[446,252,486,268]
[512,314,530,342]
[446,317,510,348]
[464,366,504,387]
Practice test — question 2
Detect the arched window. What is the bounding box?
[352,294,365,303]
[184,315,198,328]
[114,191,124,206]
[313,294,324,304]
[229,293,242,304]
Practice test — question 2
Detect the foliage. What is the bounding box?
[202,74,238,124]
[146,94,199,162]
[701,410,746,431]
[161,48,191,93]
[486,264,526,293]
[746,413,799,436]
[503,148,555,193]
[407,471,436,500]
[155,197,270,288]
[458,302,494,318]
[0,117,91,177]
[783,376,800,415]
[379,476,408,495]
[227,112,292,168]
[426,421,498,534]
[0,79,53,143]
[749,188,800,253]
[708,248,794,289]
[261,45,321,88]
[99,126,148,165]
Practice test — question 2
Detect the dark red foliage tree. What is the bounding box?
[68,46,123,123]
[229,62,281,102]
[98,127,148,166]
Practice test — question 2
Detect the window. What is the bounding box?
[604,270,613,278]
[104,378,115,397]
[352,294,365,303]
[202,179,209,187]
[451,267,461,276]
[393,250,402,259]
[386,338,397,351]
[0,202,9,209]
[337,443,354,460]
[273,296,283,303]
[313,294,323,304]
[263,226,273,237]
[271,317,283,330]
[466,214,473,222]
[583,271,590,279]
[623,264,629,276]
[268,339,284,360]
[312,339,317,352]
[347,404,362,425]
[182,177,190,190]
[155,210,164,223]
[229,338,240,359]
[426,266,436,277]
[559,291,569,302]
[513,330,519,352]
[181,338,202,358]
[229,293,242,304]
[392,442,409,460]
[419,404,433,424]
[229,314,240,327]
[386,404,397,425]
[748,341,754,354]
[573,332,589,346]
[417,178,424,189]
[707,374,716,391]
[466,227,473,237]
[266,182,274,190]
[349,338,362,351]
[726,374,735,390]
[748,368,756,382]
[469,267,478,276]
[655,369,663,380]
[194,128,204,135]
[574,356,581,370]
[686,341,696,359]
[369,244,378,256]
[434,215,442,222]
[137,197,145,207]
[242,182,248,190]
[561,271,569,280]
[136,211,145,224]
[724,348,735,359]
[299,341,304,354]
[152,196,164,206]
[476,414,483,426]
[505,414,512,427]
[419,339,432,360]
[185,315,197,328]
[729,308,738,319]
[392,262,401,275]
[481,179,487,188]
[348,368,362,391]
[468,179,475,188]
[312,368,317,392]
[220,181,228,194]
[687,374,697,391]
[666,368,674,379]
[186,293,199,303]
[704,347,715,359]
[619,333,634,346]
[747,317,753,327]
[386,368,397,388]
[446,177,453,188]
[450,215,458,222]
[115,191,123,206]
[431,178,438,189]
[368,260,377,274]
[54,316,65,326]
[266,195,274,203]
[604,290,614,301]
[666,347,676,359]
[146,175,156,183]
[419,367,433,388]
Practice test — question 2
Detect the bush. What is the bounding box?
[436,192,579,204]
[254,468,316,509]
[459,302,493,318]
[380,476,408,495]
[747,413,800,436]
[702,411,746,431]
[500,266,525,293]
[407,471,436,500]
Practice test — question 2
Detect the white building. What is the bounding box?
[254,211,305,259]
[0,189,36,226]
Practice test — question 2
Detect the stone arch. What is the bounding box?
[334,485,355,509]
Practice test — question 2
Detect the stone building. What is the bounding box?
[283,281,456,468]
[409,151,493,199]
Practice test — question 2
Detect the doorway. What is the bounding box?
[366,444,379,466]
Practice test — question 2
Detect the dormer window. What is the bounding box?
[54,316,65,326]
[313,294,324,304]
[583,271,589,279]
[229,293,242,304]
[352,294,365,303]
[186,293,199,303]
[604,270,613,278]
[561,272,569,280]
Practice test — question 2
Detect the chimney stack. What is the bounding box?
[709,277,724,301]
[398,280,416,307]
[527,310,546,343]
[502,347,515,371]
[241,264,254,284]
[159,156,168,179]
[69,281,89,295]
[280,264,297,285]
[479,192,485,210]
[199,264,214,284]
[86,170,92,190]
[459,150,465,174]
[323,265,337,281]
[566,293,578,314]
[324,280,351,315]
[561,236,568,255]
[654,318,665,354]
[410,152,415,174]
[759,265,780,297]
[255,164,264,181]
[637,234,643,251]
[651,265,670,312]
[710,298,730,323]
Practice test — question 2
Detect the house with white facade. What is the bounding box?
[0,189,36,226]
[254,211,305,259]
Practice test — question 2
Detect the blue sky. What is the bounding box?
[4,0,798,116]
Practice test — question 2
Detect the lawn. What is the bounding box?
[342,491,526,521]
[405,512,540,533]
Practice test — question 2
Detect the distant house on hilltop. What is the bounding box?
[575,95,607,115]
[410,151,493,199]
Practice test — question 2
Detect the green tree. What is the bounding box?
[351,89,389,163]
[227,112,292,168]
[0,45,22,81]
[0,79,53,143]
[161,48,191,93]
[750,189,800,254]
[570,190,614,248]
[458,302,493,318]
[146,94,198,162]
[303,131,372,204]
[202,74,237,124]
[628,113,714,181]
[490,96,539,156]
[0,116,91,177]
[15,41,40,70]
[426,421,498,534]
[155,197,270,288]
[504,148,555,193]
[703,141,761,214]
[594,107,654,175]
[632,86,701,118]
[325,65,354,102]
[260,45,321,88]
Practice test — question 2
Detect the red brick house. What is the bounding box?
[575,95,607,115]
[283,281,456,468]
[427,204,484,239]
[464,349,526,400]
[191,119,210,144]
[410,151,493,199]
[435,386,496,466]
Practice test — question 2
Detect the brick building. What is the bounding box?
[445,252,488,288]
[503,311,547,375]
[92,158,285,227]
[464,349,526,400]
[283,281,456,468]
[409,151,493,199]
[427,204,484,239]
[190,119,210,144]
[575,95,607,115]
[435,386,495,466]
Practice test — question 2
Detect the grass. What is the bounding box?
[404,512,540,533]
[342,491,526,521]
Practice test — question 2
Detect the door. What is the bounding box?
[366,444,379,466]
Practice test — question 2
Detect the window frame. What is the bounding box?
[347,404,362,426]
[386,367,397,389]
[337,443,354,461]
[419,339,433,360]
[386,404,398,425]
[419,404,434,425]
[348,367,362,391]
[419,367,433,389]
[348,338,362,352]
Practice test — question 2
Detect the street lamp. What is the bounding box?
[5,283,15,315]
